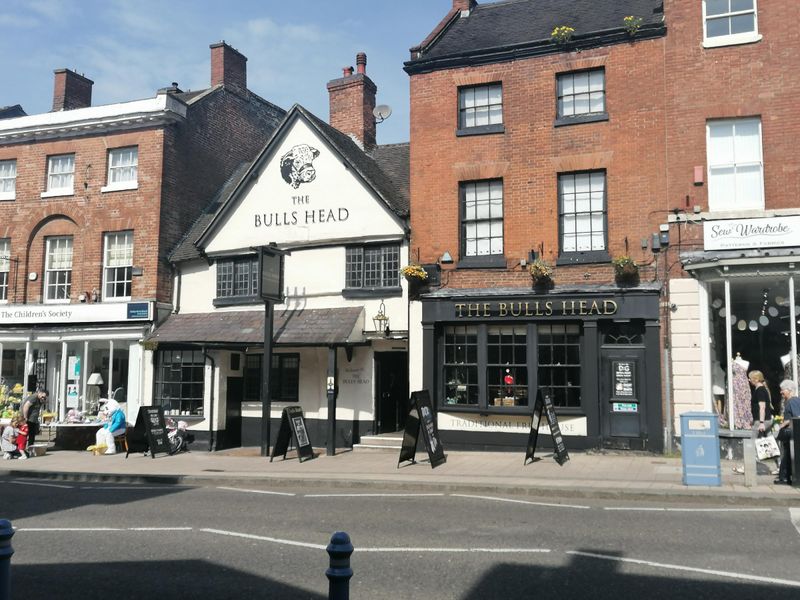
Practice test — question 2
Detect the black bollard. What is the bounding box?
[326,531,353,600]
[0,519,14,600]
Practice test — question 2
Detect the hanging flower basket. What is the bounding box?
[612,256,639,286]
[529,258,555,291]
[400,264,428,282]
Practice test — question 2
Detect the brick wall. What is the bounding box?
[409,38,668,289]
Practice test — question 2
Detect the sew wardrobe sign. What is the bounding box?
[704,216,800,251]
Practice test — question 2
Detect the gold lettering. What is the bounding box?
[579,300,588,315]
[604,300,618,315]
[544,301,553,316]
[467,303,480,317]
[483,303,491,317]
[498,303,508,317]
[524,302,534,316]
[562,300,575,316]
[510,302,522,317]
[455,303,465,318]
[588,300,601,315]
[534,301,544,316]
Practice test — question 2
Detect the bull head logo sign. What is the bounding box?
[280,144,320,189]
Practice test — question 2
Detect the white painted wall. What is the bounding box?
[669,277,705,435]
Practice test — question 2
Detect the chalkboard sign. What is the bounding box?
[126,407,170,459]
[524,389,570,466]
[270,406,315,462]
[398,390,446,469]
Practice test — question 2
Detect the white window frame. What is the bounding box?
[702,0,761,48]
[42,154,75,198]
[102,147,138,193]
[706,117,764,212]
[0,160,16,201]
[0,238,10,302]
[44,236,73,304]
[103,231,134,301]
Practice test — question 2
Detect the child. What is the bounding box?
[16,418,29,458]
[2,415,26,460]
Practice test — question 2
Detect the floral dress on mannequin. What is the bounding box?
[731,358,752,430]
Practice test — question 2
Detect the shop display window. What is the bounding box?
[155,349,205,416]
[444,325,479,406]
[538,324,582,408]
[487,326,528,407]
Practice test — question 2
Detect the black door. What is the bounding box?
[600,348,646,448]
[224,377,244,449]
[375,352,409,434]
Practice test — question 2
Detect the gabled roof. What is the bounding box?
[171,104,408,262]
[406,0,665,74]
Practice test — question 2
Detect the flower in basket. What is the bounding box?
[400,264,428,281]
[612,255,640,284]
[528,258,554,285]
[623,15,643,35]
[551,26,575,44]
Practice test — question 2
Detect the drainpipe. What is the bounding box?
[204,347,216,452]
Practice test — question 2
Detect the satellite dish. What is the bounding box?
[373,104,393,123]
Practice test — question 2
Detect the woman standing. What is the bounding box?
[748,370,773,437]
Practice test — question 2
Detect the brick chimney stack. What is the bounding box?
[453,0,477,13]
[327,52,377,151]
[52,69,93,111]
[210,41,247,92]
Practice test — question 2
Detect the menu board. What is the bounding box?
[270,406,314,462]
[127,407,170,458]
[524,389,569,466]
[398,390,446,469]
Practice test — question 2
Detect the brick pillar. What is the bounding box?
[52,69,93,111]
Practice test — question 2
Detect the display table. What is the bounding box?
[51,423,103,450]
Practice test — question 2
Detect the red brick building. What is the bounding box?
[405,0,669,451]
[0,42,284,426]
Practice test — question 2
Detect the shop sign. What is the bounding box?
[0,301,153,325]
[438,412,588,436]
[612,402,638,413]
[704,215,800,251]
[454,299,618,319]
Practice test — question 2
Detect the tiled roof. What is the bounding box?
[0,105,26,120]
[407,0,665,70]
[369,143,410,213]
[146,306,364,346]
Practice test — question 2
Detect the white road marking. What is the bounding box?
[305,493,445,498]
[201,528,326,550]
[452,493,590,510]
[19,527,193,532]
[790,508,800,537]
[603,507,772,513]
[567,550,800,588]
[81,486,190,490]
[10,480,73,489]
[216,486,295,496]
[127,527,193,531]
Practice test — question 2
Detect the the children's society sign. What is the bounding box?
[704,216,800,251]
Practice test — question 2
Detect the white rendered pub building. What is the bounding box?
[149,57,411,450]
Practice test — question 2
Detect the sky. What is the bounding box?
[0,0,455,145]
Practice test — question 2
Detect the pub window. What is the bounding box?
[154,349,205,416]
[216,256,259,299]
[443,325,479,406]
[345,244,400,289]
[487,326,528,407]
[537,324,581,408]
[243,353,300,403]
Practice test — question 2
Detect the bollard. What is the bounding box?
[326,531,353,600]
[0,519,14,600]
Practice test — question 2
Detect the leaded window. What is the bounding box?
[345,245,399,289]
[155,349,205,416]
[216,256,259,298]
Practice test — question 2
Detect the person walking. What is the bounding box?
[775,379,800,485]
[22,389,47,449]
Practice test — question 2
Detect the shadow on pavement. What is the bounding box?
[463,549,799,599]
[12,559,326,600]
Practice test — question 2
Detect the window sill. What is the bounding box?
[556,251,610,266]
[41,190,74,199]
[456,124,505,137]
[342,286,402,299]
[213,295,262,307]
[44,299,71,305]
[101,183,138,193]
[0,193,14,201]
[456,255,506,269]
[554,113,608,127]
[703,32,762,49]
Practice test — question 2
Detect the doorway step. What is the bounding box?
[352,433,403,452]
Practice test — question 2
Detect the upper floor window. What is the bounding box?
[104,147,138,191]
[216,255,259,300]
[457,83,503,135]
[558,171,608,262]
[45,154,75,196]
[345,245,400,289]
[556,69,606,125]
[103,231,133,300]
[461,179,504,260]
[0,239,10,302]
[703,0,760,47]
[707,118,763,212]
[44,236,72,303]
[0,160,16,201]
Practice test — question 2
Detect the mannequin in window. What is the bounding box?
[711,361,726,420]
[731,353,752,430]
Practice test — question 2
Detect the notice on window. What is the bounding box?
[613,361,635,398]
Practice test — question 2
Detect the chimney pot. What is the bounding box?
[342,66,354,77]
[356,52,367,74]
[52,68,93,111]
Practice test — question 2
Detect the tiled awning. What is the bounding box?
[146,306,364,346]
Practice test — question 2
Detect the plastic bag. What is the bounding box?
[755,435,780,460]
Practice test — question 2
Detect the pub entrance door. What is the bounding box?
[224,377,244,449]
[374,352,408,434]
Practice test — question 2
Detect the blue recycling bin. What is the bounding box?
[680,412,721,486]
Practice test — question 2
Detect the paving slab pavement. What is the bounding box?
[3,446,798,505]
